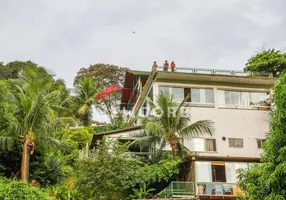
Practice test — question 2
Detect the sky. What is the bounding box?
[1,0,286,88]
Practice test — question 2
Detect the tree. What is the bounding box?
[75,63,128,123]
[237,73,286,199]
[0,66,72,182]
[135,92,214,160]
[0,60,41,79]
[73,77,98,126]
[244,49,286,77]
[75,138,181,200]
[75,138,145,200]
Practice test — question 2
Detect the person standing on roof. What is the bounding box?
[163,60,169,72]
[171,61,176,72]
[152,61,158,71]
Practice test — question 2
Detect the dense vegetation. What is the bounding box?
[237,73,286,199]
[1,47,286,199]
[0,61,181,199]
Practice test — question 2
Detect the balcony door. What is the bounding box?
[211,162,226,182]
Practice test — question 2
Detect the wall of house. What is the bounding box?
[151,82,270,158]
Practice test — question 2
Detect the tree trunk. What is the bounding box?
[21,138,30,182]
[170,143,177,160]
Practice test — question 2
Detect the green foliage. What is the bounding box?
[237,74,286,199]
[75,138,144,199]
[73,77,98,126]
[143,159,181,184]
[244,49,286,77]
[29,153,73,186]
[0,60,39,79]
[46,184,77,200]
[129,183,155,199]
[75,137,181,200]
[0,180,50,200]
[75,63,128,124]
[93,123,127,133]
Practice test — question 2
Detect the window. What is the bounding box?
[218,90,268,107]
[191,88,214,105]
[229,138,243,148]
[158,86,184,102]
[257,139,265,149]
[191,138,217,151]
[206,139,216,151]
[211,162,226,182]
[158,86,214,105]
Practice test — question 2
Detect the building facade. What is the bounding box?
[96,68,278,199]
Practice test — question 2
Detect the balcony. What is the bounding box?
[158,181,241,199]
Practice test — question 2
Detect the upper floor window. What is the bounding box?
[191,138,217,152]
[229,138,243,148]
[257,139,265,149]
[158,86,214,106]
[218,90,268,108]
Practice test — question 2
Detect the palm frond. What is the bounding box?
[176,142,193,158]
[179,120,214,138]
[40,137,69,152]
[130,135,164,149]
[0,136,14,151]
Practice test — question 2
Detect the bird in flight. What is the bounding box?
[132,31,136,34]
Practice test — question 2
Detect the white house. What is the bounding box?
[93,68,278,199]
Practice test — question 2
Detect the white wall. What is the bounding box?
[152,82,269,158]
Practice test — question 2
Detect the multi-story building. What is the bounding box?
[92,67,278,199]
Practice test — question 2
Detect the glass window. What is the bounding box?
[191,88,214,105]
[159,86,170,95]
[191,138,205,151]
[211,162,226,182]
[158,87,184,102]
[172,87,184,102]
[229,138,243,148]
[205,139,216,151]
[196,162,212,182]
[226,162,249,183]
[257,139,265,149]
[218,90,268,107]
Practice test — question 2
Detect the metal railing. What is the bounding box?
[158,181,243,198]
[156,66,273,77]
[196,182,238,196]
[158,181,195,198]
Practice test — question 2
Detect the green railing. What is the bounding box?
[157,66,273,77]
[158,181,240,198]
[158,181,195,198]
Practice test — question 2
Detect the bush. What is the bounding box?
[0,181,50,200]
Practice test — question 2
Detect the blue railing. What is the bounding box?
[156,66,273,77]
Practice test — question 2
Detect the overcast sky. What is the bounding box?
[1,0,286,87]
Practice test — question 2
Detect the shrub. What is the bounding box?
[0,181,50,200]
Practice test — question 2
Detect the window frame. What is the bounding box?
[205,138,217,152]
[191,138,217,152]
[257,139,265,149]
[228,138,244,148]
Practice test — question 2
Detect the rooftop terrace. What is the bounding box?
[157,66,273,77]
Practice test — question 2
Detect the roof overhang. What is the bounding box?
[90,126,143,149]
[155,72,278,88]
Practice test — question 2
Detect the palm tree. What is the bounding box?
[135,92,214,160]
[73,77,98,126]
[0,67,72,182]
